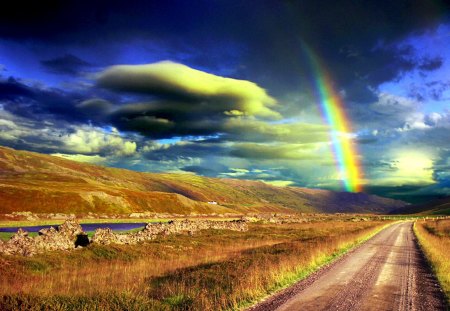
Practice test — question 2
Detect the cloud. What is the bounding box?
[108,99,331,142]
[334,45,417,103]
[229,143,324,160]
[141,139,330,162]
[0,77,113,127]
[0,108,137,157]
[76,98,114,121]
[51,153,107,164]
[369,151,435,187]
[218,168,250,178]
[393,110,450,143]
[1,0,449,107]
[357,109,450,199]
[93,62,308,142]
[408,80,450,102]
[222,118,330,143]
[352,93,425,131]
[181,165,228,177]
[0,77,86,123]
[262,180,295,187]
[108,102,218,139]
[418,56,443,71]
[63,127,136,156]
[141,141,226,161]
[0,117,24,141]
[41,54,91,75]
[97,61,279,119]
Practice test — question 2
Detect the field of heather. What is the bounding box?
[0,219,389,310]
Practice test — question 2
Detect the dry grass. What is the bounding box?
[414,219,450,303]
[1,237,282,296]
[0,220,389,310]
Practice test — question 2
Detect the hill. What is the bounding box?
[0,146,406,214]
[390,196,450,215]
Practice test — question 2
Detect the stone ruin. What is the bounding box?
[0,218,87,256]
[0,219,248,256]
[91,219,248,245]
[241,214,310,224]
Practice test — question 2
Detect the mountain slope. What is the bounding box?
[390,197,450,215]
[0,146,406,214]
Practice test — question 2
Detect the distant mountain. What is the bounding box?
[390,196,450,215]
[0,146,406,215]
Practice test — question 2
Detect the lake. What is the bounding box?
[0,223,148,233]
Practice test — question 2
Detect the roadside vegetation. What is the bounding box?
[1,220,390,310]
[414,219,450,303]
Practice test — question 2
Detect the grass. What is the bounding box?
[414,219,450,304]
[0,232,39,240]
[0,219,392,310]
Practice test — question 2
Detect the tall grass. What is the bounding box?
[149,221,389,310]
[414,219,450,303]
[0,233,283,296]
[1,220,389,310]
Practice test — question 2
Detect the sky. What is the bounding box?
[0,0,450,203]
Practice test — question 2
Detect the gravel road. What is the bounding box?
[248,222,447,311]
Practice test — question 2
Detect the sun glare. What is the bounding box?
[393,151,434,184]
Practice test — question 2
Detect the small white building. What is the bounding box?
[207,201,218,205]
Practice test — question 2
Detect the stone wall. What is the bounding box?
[0,219,248,256]
[0,219,86,256]
[91,219,248,245]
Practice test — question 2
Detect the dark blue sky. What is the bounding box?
[1,0,450,202]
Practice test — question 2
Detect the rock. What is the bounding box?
[0,218,248,256]
[1,229,37,256]
[58,218,84,240]
[129,212,152,218]
[0,219,87,256]
[90,219,248,246]
[10,211,39,221]
[91,228,119,245]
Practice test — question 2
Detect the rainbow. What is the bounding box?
[302,45,363,192]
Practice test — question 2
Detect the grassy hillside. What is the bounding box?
[0,146,406,214]
[390,197,450,215]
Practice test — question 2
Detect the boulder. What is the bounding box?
[0,219,87,256]
[58,218,84,240]
[91,228,119,245]
[1,229,37,256]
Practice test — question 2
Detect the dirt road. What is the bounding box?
[249,222,447,311]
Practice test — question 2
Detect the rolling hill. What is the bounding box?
[390,196,450,215]
[0,146,406,214]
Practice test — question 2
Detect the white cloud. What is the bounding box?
[261,180,294,187]
[63,127,137,156]
[0,110,137,157]
[51,153,107,164]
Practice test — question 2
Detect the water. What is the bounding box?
[0,222,148,233]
